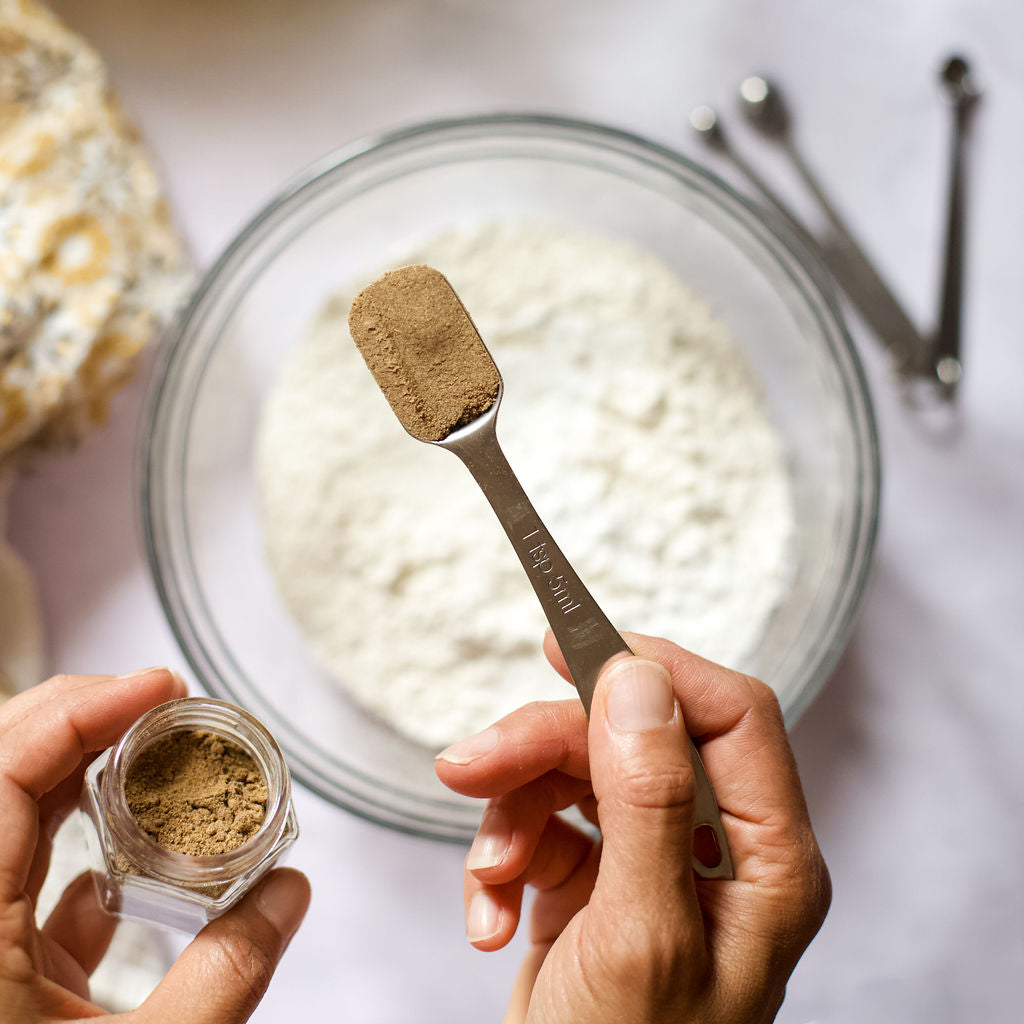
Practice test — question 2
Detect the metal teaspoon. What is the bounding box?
[349,265,735,880]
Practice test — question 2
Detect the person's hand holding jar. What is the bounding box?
[0,668,310,1024]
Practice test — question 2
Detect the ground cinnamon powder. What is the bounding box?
[348,264,500,442]
[124,730,267,856]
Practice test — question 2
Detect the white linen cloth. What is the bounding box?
[12,1,1023,1020]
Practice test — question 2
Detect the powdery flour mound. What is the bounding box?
[256,223,794,748]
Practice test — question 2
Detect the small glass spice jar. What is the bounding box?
[81,696,299,933]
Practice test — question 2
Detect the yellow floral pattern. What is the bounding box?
[38,212,112,285]
[0,128,56,176]
[0,0,190,457]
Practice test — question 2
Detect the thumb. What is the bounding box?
[588,658,701,925]
[136,868,310,1024]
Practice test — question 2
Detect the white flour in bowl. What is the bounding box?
[255,222,794,748]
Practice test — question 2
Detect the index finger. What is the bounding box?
[0,668,185,899]
[435,699,590,799]
[437,630,758,799]
[440,632,811,837]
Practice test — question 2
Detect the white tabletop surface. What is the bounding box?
[9,1,1024,1021]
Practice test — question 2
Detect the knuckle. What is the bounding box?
[512,699,586,761]
[0,899,35,983]
[746,675,783,717]
[614,763,696,812]
[800,845,832,928]
[768,839,832,951]
[526,699,585,737]
[518,700,550,720]
[591,912,706,999]
[209,932,277,1013]
[525,771,565,815]
[0,943,34,986]
[521,699,573,723]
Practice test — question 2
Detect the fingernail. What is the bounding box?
[466,891,500,943]
[115,665,172,680]
[436,727,499,765]
[604,659,676,733]
[256,870,308,939]
[466,811,511,872]
[115,666,187,696]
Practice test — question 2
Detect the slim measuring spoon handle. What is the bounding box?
[443,411,628,709]
[738,77,929,371]
[691,106,811,240]
[441,411,735,880]
[934,102,968,389]
[934,56,980,395]
[784,141,930,373]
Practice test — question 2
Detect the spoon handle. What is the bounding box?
[782,142,930,373]
[934,80,977,394]
[444,414,735,880]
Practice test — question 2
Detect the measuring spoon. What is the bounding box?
[350,266,734,880]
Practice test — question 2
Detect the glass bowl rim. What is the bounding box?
[140,112,881,842]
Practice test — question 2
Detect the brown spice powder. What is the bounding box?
[124,730,267,857]
[348,264,500,442]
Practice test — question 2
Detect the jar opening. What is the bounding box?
[101,698,292,885]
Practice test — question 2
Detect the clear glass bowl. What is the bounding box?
[141,115,879,843]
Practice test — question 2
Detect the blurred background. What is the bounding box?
[4,1,1023,1021]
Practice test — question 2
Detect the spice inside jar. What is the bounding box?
[124,730,268,856]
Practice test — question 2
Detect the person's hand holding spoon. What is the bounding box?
[437,630,830,1024]
[347,265,829,1021]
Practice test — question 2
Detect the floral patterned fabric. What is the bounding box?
[0,0,190,457]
